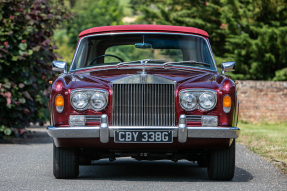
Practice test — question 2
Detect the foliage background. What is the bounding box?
[56,0,287,81]
[0,0,71,136]
[131,0,287,80]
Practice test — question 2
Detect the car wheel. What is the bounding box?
[53,142,79,179]
[207,139,235,180]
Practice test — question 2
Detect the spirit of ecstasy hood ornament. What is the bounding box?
[140,59,150,75]
[117,59,167,74]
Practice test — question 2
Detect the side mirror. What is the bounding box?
[52,61,67,74]
[221,61,235,74]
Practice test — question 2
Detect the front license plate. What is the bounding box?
[114,130,173,143]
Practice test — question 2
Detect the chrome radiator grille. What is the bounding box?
[112,84,175,126]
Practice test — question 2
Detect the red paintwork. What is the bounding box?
[50,25,237,149]
[51,68,237,128]
[79,25,209,38]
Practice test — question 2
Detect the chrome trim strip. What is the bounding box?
[187,127,240,138]
[236,101,239,126]
[73,65,217,73]
[206,39,217,72]
[47,126,100,138]
[112,74,175,84]
[47,126,240,139]
[69,32,217,73]
[178,115,187,143]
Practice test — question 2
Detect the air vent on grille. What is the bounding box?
[186,115,202,122]
[85,115,101,122]
[112,84,175,126]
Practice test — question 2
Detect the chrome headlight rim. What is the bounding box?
[179,91,198,111]
[198,92,217,111]
[71,92,89,110]
[90,91,108,111]
[70,88,109,111]
[179,89,217,111]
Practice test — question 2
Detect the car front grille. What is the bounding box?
[112,84,175,126]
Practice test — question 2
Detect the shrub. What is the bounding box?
[0,0,71,136]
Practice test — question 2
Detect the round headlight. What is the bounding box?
[71,92,88,109]
[90,92,107,110]
[180,92,197,110]
[198,93,216,110]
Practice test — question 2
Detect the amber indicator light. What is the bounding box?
[49,81,52,84]
[223,95,231,107]
[56,95,64,106]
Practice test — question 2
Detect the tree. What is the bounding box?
[222,0,287,80]
[132,0,228,64]
[0,0,71,136]
[66,0,124,48]
[132,0,287,80]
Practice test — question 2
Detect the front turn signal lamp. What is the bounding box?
[223,95,231,113]
[55,94,64,113]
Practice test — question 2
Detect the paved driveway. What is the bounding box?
[0,127,286,190]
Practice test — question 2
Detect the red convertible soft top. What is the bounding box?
[79,25,209,38]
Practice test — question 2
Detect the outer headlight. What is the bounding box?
[198,92,216,110]
[179,92,197,111]
[71,92,88,110]
[90,92,107,110]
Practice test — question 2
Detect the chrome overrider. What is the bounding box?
[47,115,240,143]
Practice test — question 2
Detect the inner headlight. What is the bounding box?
[90,92,107,110]
[179,92,197,111]
[71,92,88,109]
[198,92,216,110]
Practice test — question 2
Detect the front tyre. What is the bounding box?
[207,139,236,180]
[53,142,79,179]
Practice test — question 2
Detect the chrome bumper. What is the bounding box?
[47,115,240,143]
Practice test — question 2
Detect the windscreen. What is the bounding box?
[71,33,215,71]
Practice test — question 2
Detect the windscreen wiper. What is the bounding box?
[117,59,167,68]
[163,60,211,67]
[117,59,168,74]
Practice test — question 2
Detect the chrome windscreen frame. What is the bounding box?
[70,88,108,111]
[179,89,217,111]
[69,32,218,73]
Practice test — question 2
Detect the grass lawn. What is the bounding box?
[237,121,287,173]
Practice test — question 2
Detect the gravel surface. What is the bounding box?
[0,127,286,191]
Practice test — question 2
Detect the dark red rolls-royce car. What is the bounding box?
[47,25,239,180]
